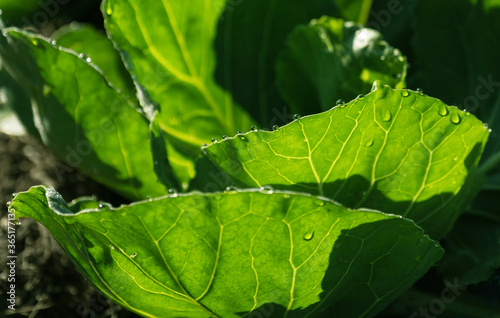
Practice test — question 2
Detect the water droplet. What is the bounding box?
[106,0,113,15]
[401,91,409,97]
[450,112,461,124]
[222,135,227,140]
[130,252,137,259]
[251,125,257,131]
[438,104,448,116]
[293,114,300,120]
[464,111,470,116]
[303,231,314,241]
[272,125,280,132]
[336,99,345,108]
[168,189,178,197]
[202,143,208,147]
[211,138,217,143]
[382,109,392,122]
[484,123,489,130]
[357,94,365,100]
[147,195,152,201]
[416,88,424,95]
[224,186,237,192]
[50,40,57,46]
[11,192,18,200]
[110,246,115,250]
[365,138,374,147]
[315,200,325,207]
[30,38,39,46]
[236,131,242,134]
[238,135,248,142]
[283,194,291,199]
[259,185,274,194]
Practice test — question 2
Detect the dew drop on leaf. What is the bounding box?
[401,91,409,97]
[130,252,137,259]
[110,246,115,250]
[450,112,461,124]
[236,131,242,134]
[293,114,300,120]
[438,104,448,116]
[168,188,178,197]
[30,38,39,46]
[147,195,152,201]
[202,143,208,147]
[315,200,325,207]
[259,185,274,194]
[239,135,248,142]
[224,186,238,192]
[357,94,365,100]
[303,231,314,241]
[222,135,227,140]
[50,40,57,46]
[251,125,257,131]
[272,125,280,131]
[382,109,392,122]
[365,138,374,147]
[283,194,291,199]
[106,0,113,15]
[211,138,217,143]
[416,88,424,95]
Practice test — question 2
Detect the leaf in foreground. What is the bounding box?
[276,17,407,115]
[204,84,489,238]
[10,186,442,318]
[0,28,173,200]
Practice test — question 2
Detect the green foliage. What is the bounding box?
[2,0,500,316]
[11,185,442,317]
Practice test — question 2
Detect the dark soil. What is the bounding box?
[0,132,139,317]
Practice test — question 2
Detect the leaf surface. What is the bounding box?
[276,17,407,115]
[10,185,442,318]
[0,28,174,200]
[102,0,253,176]
[204,85,489,238]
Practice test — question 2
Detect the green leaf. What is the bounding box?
[10,185,443,317]
[213,0,339,125]
[438,190,500,285]
[276,17,407,115]
[102,0,253,175]
[0,28,174,200]
[52,23,135,97]
[204,84,489,238]
[412,0,500,160]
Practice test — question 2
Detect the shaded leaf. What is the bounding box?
[438,190,500,285]
[412,0,500,160]
[0,28,174,200]
[204,84,489,238]
[276,17,407,115]
[52,23,135,97]
[214,0,339,126]
[10,185,442,317]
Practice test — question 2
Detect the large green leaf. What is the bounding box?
[276,17,407,115]
[204,84,489,238]
[0,28,174,200]
[9,185,442,317]
[213,0,338,126]
[102,0,253,185]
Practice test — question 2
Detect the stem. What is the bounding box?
[359,0,374,25]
